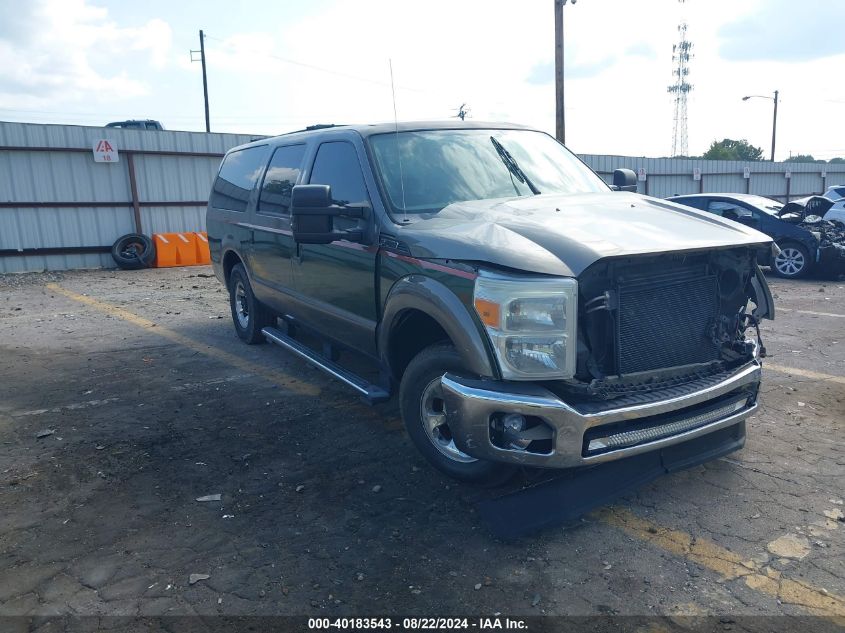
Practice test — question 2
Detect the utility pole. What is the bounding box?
[742,90,779,161]
[554,0,565,144]
[771,89,779,162]
[191,30,211,132]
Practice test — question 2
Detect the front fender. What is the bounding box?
[378,275,498,379]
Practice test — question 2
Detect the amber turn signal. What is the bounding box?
[474,298,500,328]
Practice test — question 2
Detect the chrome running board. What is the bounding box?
[262,326,390,404]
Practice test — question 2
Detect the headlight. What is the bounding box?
[473,273,578,380]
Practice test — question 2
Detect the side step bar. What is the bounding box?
[262,326,390,404]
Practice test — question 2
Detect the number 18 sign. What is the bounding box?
[92,139,119,163]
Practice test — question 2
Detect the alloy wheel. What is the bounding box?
[234,280,250,329]
[419,377,477,463]
[774,247,805,277]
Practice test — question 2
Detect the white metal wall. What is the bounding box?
[579,154,845,200]
[0,121,256,273]
[3,121,844,274]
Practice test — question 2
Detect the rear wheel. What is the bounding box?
[399,343,514,486]
[772,243,811,279]
[228,263,274,344]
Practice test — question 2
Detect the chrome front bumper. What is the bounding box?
[440,361,761,469]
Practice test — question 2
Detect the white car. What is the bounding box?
[822,185,845,202]
[823,198,845,224]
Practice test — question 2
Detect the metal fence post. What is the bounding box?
[125,152,143,234]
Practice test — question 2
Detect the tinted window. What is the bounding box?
[309,142,369,205]
[707,200,751,221]
[211,146,270,212]
[258,144,306,215]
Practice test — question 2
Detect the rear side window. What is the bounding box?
[211,145,270,212]
[309,142,369,205]
[258,144,306,216]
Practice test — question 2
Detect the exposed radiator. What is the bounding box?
[616,273,720,375]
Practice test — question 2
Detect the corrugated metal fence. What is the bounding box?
[0,121,254,273]
[579,154,845,201]
[2,121,845,273]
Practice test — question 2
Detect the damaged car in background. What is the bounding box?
[668,193,845,279]
[208,122,775,532]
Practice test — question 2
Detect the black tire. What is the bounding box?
[772,242,811,279]
[228,263,274,344]
[111,233,155,270]
[399,343,515,486]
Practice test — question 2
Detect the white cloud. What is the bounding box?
[1,0,843,161]
[0,0,173,108]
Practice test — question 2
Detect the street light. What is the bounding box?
[742,90,779,161]
[554,0,576,144]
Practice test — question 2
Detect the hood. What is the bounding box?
[396,192,772,277]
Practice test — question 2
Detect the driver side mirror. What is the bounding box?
[611,168,638,192]
[290,184,366,245]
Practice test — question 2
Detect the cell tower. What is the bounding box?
[668,9,693,157]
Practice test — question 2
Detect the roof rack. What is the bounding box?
[304,123,340,131]
[275,123,344,138]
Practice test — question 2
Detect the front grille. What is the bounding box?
[616,274,720,374]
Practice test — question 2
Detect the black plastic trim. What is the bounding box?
[378,275,497,379]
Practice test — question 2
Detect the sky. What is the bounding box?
[1,0,844,161]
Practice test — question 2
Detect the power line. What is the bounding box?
[203,34,428,93]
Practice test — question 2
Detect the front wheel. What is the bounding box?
[399,344,515,486]
[772,243,811,279]
[228,263,274,344]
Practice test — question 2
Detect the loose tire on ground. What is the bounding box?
[772,242,811,279]
[111,233,155,270]
[228,263,275,344]
[399,343,515,486]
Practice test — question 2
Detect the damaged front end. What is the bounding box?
[801,216,845,276]
[441,246,772,470]
[562,246,773,402]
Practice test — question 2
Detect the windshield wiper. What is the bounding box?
[490,136,541,195]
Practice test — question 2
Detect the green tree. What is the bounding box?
[784,154,826,163]
[828,157,845,164]
[702,139,764,161]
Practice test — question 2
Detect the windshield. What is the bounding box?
[368,129,608,216]
[741,195,783,215]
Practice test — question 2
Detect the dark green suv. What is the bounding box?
[207,121,774,486]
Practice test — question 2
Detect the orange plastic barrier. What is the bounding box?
[194,231,211,264]
[152,232,199,267]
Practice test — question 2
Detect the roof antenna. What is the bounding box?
[389,59,408,223]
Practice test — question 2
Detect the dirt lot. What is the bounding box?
[0,267,843,624]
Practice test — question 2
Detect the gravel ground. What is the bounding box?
[0,266,842,623]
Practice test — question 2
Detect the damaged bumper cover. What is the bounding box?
[818,241,845,273]
[441,359,761,469]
